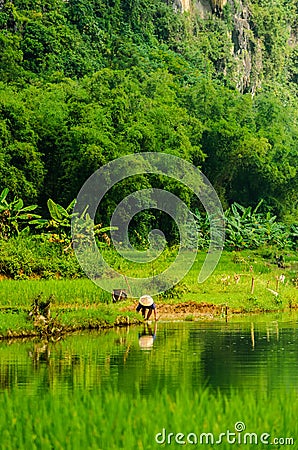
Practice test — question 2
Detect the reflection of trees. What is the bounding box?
[0,322,297,396]
[114,323,205,395]
[0,328,135,394]
[196,321,298,392]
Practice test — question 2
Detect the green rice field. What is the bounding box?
[0,387,297,449]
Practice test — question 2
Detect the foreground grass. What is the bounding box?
[0,387,297,449]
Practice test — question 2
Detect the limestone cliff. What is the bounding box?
[229,0,260,94]
[178,0,227,15]
[172,0,263,94]
[177,0,191,12]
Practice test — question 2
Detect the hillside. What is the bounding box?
[0,0,297,224]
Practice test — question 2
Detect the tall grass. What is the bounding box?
[1,249,297,311]
[0,279,110,307]
[0,387,296,449]
[0,280,137,335]
[0,311,35,334]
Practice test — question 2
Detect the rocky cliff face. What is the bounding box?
[178,0,227,15]
[176,0,191,12]
[229,0,262,94]
[173,0,260,93]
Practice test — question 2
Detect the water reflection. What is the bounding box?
[138,323,157,350]
[0,316,297,396]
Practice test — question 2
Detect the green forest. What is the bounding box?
[1,4,298,448]
[0,0,297,251]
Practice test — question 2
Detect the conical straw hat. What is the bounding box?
[139,295,154,307]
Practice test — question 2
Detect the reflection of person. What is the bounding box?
[138,322,157,350]
[136,295,158,321]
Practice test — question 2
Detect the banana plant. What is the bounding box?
[0,188,42,239]
[32,198,117,250]
[290,224,298,250]
[72,212,118,248]
[224,200,291,250]
[29,198,74,246]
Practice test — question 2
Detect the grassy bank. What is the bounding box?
[0,387,297,449]
[0,279,141,338]
[0,249,297,337]
[178,249,298,312]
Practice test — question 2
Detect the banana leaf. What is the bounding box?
[12,198,24,211]
[47,199,69,221]
[0,188,9,204]
[19,204,39,212]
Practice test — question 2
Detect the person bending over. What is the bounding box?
[136,295,158,321]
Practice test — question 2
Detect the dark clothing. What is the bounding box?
[136,302,156,312]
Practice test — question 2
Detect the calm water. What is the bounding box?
[0,315,297,396]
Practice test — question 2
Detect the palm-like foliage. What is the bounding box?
[31,198,117,250]
[193,200,294,250]
[0,188,41,239]
[225,201,290,250]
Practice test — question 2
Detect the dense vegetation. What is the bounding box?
[1,6,297,447]
[0,184,297,279]
[0,0,297,245]
[0,386,297,449]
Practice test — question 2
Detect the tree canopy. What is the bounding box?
[0,0,297,229]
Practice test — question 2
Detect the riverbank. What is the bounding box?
[1,298,297,340]
[124,300,298,322]
[0,250,297,338]
[0,303,141,340]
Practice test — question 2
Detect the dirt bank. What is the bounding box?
[124,301,237,321]
[124,300,298,321]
